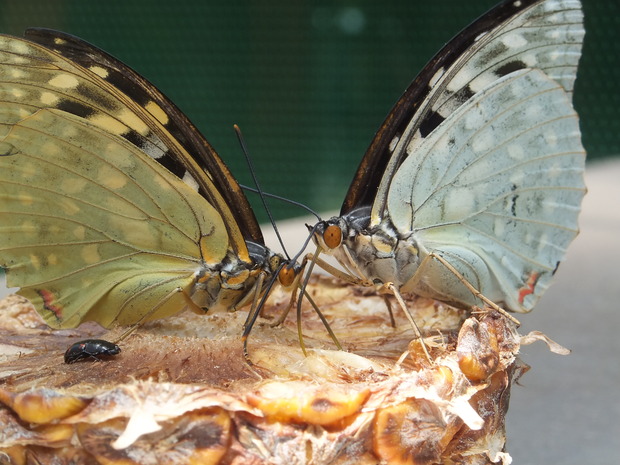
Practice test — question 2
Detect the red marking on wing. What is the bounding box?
[37,289,63,319]
[518,271,540,305]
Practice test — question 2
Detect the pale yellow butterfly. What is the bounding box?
[0,29,300,335]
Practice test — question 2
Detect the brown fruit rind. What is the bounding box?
[0,276,526,465]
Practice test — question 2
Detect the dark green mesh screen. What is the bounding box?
[1,0,617,222]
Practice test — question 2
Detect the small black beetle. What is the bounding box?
[64,339,121,364]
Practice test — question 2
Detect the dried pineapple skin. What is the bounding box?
[0,277,525,465]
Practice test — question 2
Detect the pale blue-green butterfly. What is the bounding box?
[308,0,586,333]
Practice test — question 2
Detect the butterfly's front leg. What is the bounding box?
[380,282,432,363]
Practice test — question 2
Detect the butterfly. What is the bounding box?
[0,28,301,335]
[309,0,586,323]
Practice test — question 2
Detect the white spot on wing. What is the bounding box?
[469,73,496,94]
[389,135,400,153]
[464,107,484,130]
[73,226,86,240]
[141,140,165,160]
[145,101,169,125]
[474,31,488,42]
[18,193,34,206]
[61,178,88,195]
[429,68,445,88]
[507,144,525,161]
[447,68,475,93]
[521,53,537,67]
[9,40,30,55]
[544,130,558,146]
[81,244,101,265]
[509,171,525,186]
[10,88,24,99]
[10,68,25,79]
[501,32,527,49]
[30,254,41,270]
[40,141,60,156]
[89,66,109,78]
[48,74,80,90]
[547,162,562,179]
[61,123,79,139]
[98,165,127,190]
[444,187,475,221]
[182,172,200,192]
[548,49,561,62]
[525,104,542,120]
[40,91,59,106]
[59,198,80,215]
[471,130,493,154]
[544,1,563,13]
[537,233,549,252]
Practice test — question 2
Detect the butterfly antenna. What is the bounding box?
[290,222,321,265]
[234,124,290,260]
[240,184,322,222]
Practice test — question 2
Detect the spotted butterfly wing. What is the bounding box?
[314,0,586,313]
[0,29,284,328]
[21,28,264,251]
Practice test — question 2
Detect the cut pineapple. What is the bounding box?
[0,276,529,465]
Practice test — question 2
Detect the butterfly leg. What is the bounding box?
[246,272,267,327]
[269,285,298,327]
[241,271,268,363]
[307,251,398,326]
[304,252,372,287]
[410,252,521,326]
[290,249,345,356]
[381,296,397,328]
[383,282,432,363]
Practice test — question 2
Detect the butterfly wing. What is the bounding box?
[0,32,260,328]
[1,29,259,260]
[0,109,228,327]
[388,68,585,311]
[341,0,584,222]
[23,28,264,252]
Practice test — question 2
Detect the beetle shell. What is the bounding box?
[64,339,121,364]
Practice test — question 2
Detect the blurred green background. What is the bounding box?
[1,0,617,222]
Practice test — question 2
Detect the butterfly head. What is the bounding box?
[277,259,304,289]
[308,217,347,253]
[264,251,303,290]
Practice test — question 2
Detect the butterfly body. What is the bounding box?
[0,30,294,330]
[191,242,284,315]
[312,0,586,314]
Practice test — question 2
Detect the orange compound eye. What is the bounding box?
[278,266,297,288]
[323,224,342,249]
